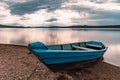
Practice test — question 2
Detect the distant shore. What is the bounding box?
[0,44,120,80]
[0,24,120,28]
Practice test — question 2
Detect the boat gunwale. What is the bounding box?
[32,47,107,53]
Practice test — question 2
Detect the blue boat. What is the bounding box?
[28,41,107,69]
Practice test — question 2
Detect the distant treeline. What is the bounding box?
[0,24,120,28]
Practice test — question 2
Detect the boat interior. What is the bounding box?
[47,42,105,51]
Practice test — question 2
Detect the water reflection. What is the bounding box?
[0,28,120,67]
[104,44,120,67]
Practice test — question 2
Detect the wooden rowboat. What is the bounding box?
[28,41,107,70]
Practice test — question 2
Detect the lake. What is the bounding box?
[0,28,120,67]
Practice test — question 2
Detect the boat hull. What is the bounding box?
[47,57,103,71]
[32,49,106,65]
[28,41,107,68]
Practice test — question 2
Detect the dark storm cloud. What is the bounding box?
[87,10,120,25]
[8,0,67,15]
[68,5,96,14]
[93,11,120,19]
[46,18,57,22]
[114,0,120,3]
[89,0,106,3]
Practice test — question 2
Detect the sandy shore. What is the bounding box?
[0,44,120,80]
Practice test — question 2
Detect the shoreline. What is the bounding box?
[104,60,120,68]
[0,44,120,80]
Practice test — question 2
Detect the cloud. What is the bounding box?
[0,0,120,26]
[0,2,21,25]
[89,11,120,25]
[5,0,67,15]
[60,0,120,25]
[18,9,87,26]
[1,0,31,3]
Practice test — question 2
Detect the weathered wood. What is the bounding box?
[72,45,95,51]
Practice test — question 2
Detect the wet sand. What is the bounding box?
[0,44,120,80]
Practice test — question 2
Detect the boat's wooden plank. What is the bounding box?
[86,44,102,48]
[72,45,96,51]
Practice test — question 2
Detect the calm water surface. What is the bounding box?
[0,28,120,67]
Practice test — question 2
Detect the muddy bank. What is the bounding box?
[0,44,120,80]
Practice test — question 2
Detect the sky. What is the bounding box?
[0,0,120,27]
